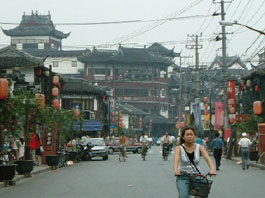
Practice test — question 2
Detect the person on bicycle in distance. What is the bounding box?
[174,127,216,198]
[119,133,128,157]
[140,133,149,158]
[161,132,172,158]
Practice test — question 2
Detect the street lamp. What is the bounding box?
[219,20,265,36]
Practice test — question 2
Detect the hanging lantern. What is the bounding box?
[253,101,262,115]
[203,97,208,103]
[53,75,60,86]
[53,99,60,109]
[0,78,8,99]
[35,67,42,77]
[246,80,251,87]
[255,85,260,92]
[228,98,235,105]
[229,107,236,114]
[230,116,235,124]
[52,87,59,97]
[204,103,209,110]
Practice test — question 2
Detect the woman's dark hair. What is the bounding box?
[179,127,196,145]
[19,137,24,144]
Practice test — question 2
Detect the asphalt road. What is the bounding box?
[0,146,264,198]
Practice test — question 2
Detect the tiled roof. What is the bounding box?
[2,13,69,39]
[61,77,106,95]
[78,46,173,66]
[24,49,88,57]
[147,42,180,58]
[242,62,265,79]
[0,46,43,69]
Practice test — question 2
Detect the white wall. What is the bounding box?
[123,114,129,129]
[44,57,84,74]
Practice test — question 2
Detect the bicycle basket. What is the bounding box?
[189,174,213,197]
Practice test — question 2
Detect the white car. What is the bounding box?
[83,138,108,160]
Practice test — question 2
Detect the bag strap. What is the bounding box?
[181,145,201,174]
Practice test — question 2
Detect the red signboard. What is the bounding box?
[215,102,224,129]
[258,123,265,154]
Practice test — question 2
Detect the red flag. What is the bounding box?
[215,102,224,129]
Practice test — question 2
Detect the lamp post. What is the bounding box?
[219,21,265,36]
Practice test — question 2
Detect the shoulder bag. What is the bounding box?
[181,145,213,198]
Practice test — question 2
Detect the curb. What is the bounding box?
[0,166,51,189]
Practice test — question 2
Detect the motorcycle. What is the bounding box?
[141,144,148,161]
[162,143,170,161]
[76,142,93,161]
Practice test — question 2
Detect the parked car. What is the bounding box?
[106,138,142,154]
[82,138,108,160]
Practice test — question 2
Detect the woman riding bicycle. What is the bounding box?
[174,127,216,198]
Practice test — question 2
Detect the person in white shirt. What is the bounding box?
[238,132,252,170]
[140,133,149,159]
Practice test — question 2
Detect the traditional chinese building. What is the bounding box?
[2,11,69,50]
[78,44,179,118]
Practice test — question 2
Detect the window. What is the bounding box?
[53,61,59,67]
[72,61,77,67]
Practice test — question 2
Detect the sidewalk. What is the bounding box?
[230,156,265,170]
[0,164,50,188]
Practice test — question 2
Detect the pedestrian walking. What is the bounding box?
[174,127,216,198]
[238,132,252,170]
[211,132,224,171]
[18,137,25,160]
[29,131,42,166]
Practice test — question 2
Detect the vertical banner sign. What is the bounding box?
[191,99,202,128]
[227,80,236,114]
[215,102,224,129]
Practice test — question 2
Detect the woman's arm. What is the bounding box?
[174,146,181,175]
[200,146,216,175]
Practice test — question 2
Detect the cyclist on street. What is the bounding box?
[140,132,149,159]
[161,132,172,159]
[119,133,128,158]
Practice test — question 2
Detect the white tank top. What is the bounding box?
[179,144,201,174]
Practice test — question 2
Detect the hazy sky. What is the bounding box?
[0,0,264,67]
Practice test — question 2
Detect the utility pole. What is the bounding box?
[186,34,203,99]
[178,56,192,136]
[214,0,231,129]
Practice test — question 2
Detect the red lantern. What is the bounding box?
[36,67,42,77]
[204,103,209,110]
[53,99,60,109]
[229,107,236,114]
[61,84,65,90]
[53,76,60,86]
[253,101,262,115]
[0,78,8,99]
[52,87,59,97]
[203,97,208,103]
[255,85,260,92]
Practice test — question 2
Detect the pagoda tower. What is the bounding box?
[2,11,70,50]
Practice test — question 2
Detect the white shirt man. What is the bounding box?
[238,133,252,148]
[140,135,149,146]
